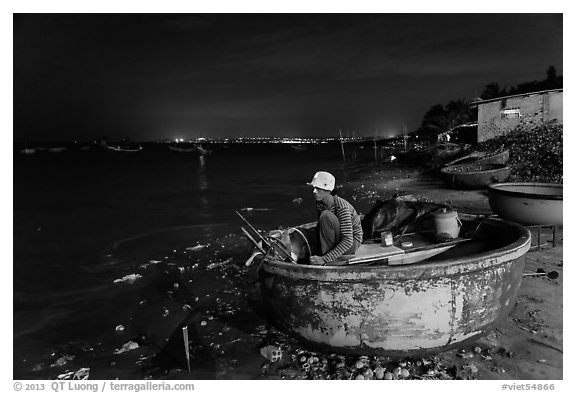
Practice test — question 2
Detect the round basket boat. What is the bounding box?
[440,163,511,189]
[258,215,531,357]
[488,183,563,226]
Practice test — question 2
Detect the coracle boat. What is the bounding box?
[434,142,467,160]
[255,214,531,357]
[440,163,511,189]
[444,149,509,167]
[488,183,563,226]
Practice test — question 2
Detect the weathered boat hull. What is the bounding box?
[444,149,509,167]
[488,183,563,225]
[258,216,531,356]
[440,163,511,189]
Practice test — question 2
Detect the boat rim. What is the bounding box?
[440,164,510,175]
[488,182,563,201]
[260,215,531,281]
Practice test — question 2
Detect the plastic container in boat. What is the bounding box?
[433,208,462,240]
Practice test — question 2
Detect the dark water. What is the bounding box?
[13,143,396,379]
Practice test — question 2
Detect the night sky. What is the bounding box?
[13,13,563,142]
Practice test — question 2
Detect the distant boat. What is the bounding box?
[105,143,143,152]
[20,147,36,155]
[291,144,307,152]
[168,144,196,153]
[48,146,67,153]
[196,144,212,155]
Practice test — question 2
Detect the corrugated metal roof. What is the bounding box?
[470,88,563,106]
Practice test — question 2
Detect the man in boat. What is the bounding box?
[307,171,363,266]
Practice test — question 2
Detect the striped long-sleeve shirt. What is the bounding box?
[316,195,363,263]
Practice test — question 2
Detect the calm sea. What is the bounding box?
[13,142,397,379]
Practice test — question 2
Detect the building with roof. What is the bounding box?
[470,89,563,142]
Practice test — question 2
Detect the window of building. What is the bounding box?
[500,108,521,118]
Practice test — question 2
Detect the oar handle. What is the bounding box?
[241,227,266,255]
[235,210,270,247]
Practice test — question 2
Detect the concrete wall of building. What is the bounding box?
[549,92,563,122]
[477,91,563,142]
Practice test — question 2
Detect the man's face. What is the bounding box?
[313,187,330,201]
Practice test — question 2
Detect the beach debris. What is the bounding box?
[245,248,263,266]
[186,244,208,251]
[278,367,306,379]
[51,354,75,367]
[200,321,207,326]
[260,345,283,362]
[115,324,125,332]
[292,197,304,205]
[463,363,479,374]
[474,346,482,354]
[56,368,90,380]
[362,368,374,379]
[32,364,43,372]
[114,341,139,354]
[113,273,142,284]
[182,326,191,373]
[206,257,234,270]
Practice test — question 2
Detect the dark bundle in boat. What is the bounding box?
[361,195,448,239]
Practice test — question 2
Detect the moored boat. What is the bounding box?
[291,145,307,152]
[440,163,511,189]
[48,146,67,153]
[256,214,531,356]
[434,142,466,160]
[444,149,509,167]
[168,144,197,152]
[106,145,142,152]
[488,183,563,225]
[196,145,212,155]
[20,147,36,155]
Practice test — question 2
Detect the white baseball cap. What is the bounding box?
[307,171,335,191]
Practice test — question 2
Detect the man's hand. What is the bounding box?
[309,255,324,265]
